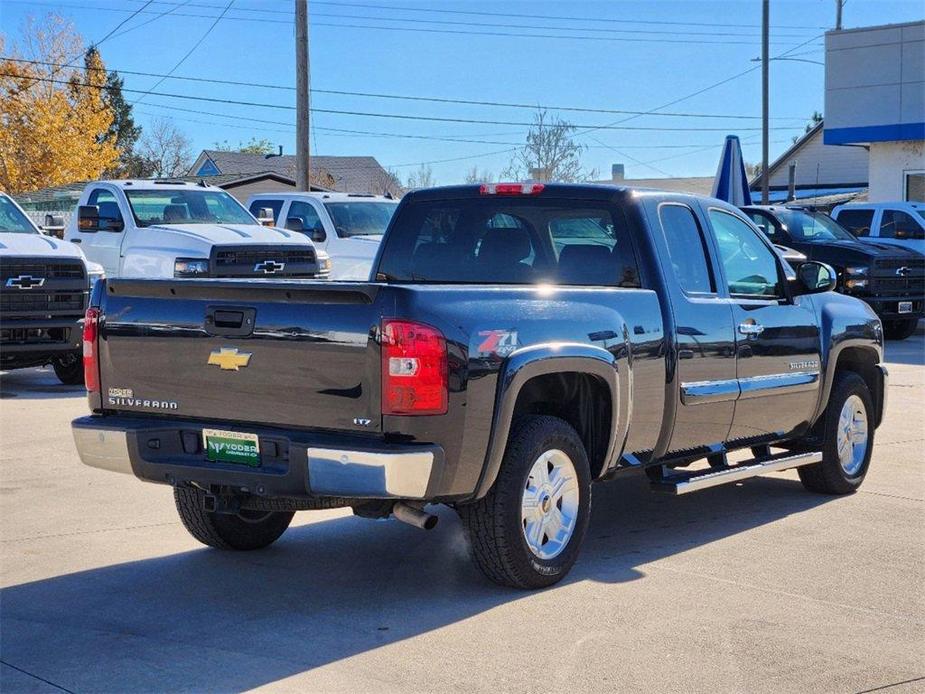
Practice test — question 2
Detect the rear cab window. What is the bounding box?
[377,196,639,287]
[657,203,715,295]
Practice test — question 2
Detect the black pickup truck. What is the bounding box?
[741,205,924,340]
[73,183,888,589]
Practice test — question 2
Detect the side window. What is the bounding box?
[248,199,283,223]
[879,210,925,240]
[87,189,123,232]
[708,209,782,299]
[743,211,780,242]
[288,201,323,231]
[835,209,874,237]
[658,203,714,294]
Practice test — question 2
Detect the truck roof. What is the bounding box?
[248,191,397,202]
[86,179,225,192]
[403,182,734,208]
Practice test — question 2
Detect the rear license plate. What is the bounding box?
[203,428,260,466]
[899,301,913,314]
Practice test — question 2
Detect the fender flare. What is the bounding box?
[472,342,628,499]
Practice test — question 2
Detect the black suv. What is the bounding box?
[742,205,924,340]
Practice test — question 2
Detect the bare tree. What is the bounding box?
[134,118,194,178]
[464,166,494,184]
[503,109,596,182]
[367,167,404,197]
[406,164,435,190]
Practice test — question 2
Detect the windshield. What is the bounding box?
[0,195,39,234]
[324,201,398,237]
[779,209,856,241]
[125,189,257,227]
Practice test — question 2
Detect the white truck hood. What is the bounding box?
[145,223,312,246]
[0,232,86,259]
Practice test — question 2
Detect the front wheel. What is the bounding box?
[883,318,918,341]
[174,487,294,550]
[53,352,84,385]
[798,371,874,494]
[459,415,591,589]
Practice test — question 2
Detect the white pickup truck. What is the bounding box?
[1,192,104,383]
[65,180,330,279]
[246,192,398,280]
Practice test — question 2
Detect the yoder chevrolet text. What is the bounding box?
[72,184,888,589]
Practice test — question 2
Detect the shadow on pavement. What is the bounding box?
[884,334,925,367]
[0,367,86,400]
[1,474,834,691]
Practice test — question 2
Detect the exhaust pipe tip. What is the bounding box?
[392,501,438,530]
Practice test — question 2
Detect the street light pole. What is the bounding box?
[761,0,770,205]
[295,0,311,191]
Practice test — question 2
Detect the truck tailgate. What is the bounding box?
[98,279,386,432]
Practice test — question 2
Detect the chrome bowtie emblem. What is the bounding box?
[254,260,285,274]
[5,275,45,289]
[895,266,911,277]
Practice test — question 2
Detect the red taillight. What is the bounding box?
[381,320,447,415]
[479,182,545,196]
[83,307,101,393]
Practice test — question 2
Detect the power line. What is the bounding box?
[0,72,809,133]
[574,33,824,138]
[1,58,809,122]
[305,0,828,31]
[113,0,819,39]
[139,100,794,151]
[4,0,822,47]
[131,0,234,106]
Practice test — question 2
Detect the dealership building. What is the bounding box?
[824,20,924,202]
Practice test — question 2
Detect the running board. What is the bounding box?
[651,451,823,495]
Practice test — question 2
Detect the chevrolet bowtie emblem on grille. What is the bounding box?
[254,260,285,274]
[5,275,45,289]
[207,347,252,371]
[896,266,911,277]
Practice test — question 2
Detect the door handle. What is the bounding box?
[738,321,764,336]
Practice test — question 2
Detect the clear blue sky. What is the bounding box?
[2,0,923,185]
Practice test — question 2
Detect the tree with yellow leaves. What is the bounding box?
[0,15,120,194]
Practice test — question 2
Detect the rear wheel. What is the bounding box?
[174,487,294,550]
[883,318,918,341]
[459,415,591,589]
[53,352,84,385]
[798,371,874,494]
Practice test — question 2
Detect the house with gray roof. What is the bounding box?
[188,149,402,196]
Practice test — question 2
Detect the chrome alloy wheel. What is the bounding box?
[837,394,868,476]
[521,449,580,560]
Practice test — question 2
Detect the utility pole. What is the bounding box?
[295,0,310,191]
[761,0,770,205]
[835,0,843,30]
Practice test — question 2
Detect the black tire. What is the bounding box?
[174,487,294,550]
[459,415,592,589]
[798,371,874,495]
[883,318,918,341]
[53,353,84,385]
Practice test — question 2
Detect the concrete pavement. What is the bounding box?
[1,338,923,693]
